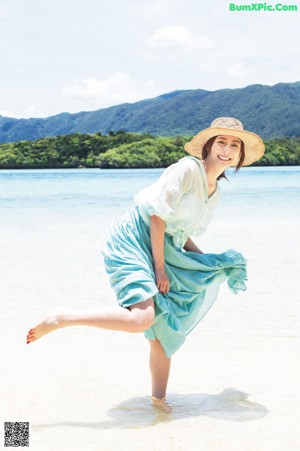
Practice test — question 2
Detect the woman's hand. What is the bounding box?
[154,267,170,294]
[150,215,170,294]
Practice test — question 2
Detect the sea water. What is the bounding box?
[0,165,299,312]
[1,164,299,324]
[1,165,299,218]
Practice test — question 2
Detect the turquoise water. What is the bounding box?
[1,166,299,220]
[1,165,299,319]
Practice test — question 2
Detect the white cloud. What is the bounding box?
[147,26,215,52]
[62,71,158,108]
[26,105,38,114]
[226,60,280,86]
[226,63,249,79]
[23,103,60,118]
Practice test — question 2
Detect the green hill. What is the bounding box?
[0,82,299,143]
[0,131,299,169]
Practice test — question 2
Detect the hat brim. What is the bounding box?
[184,127,265,166]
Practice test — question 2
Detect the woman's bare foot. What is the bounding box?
[151,396,172,414]
[26,314,66,344]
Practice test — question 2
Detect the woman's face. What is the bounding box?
[208,135,242,167]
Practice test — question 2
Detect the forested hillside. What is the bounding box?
[0,131,299,169]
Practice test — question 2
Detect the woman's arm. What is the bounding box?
[183,237,204,254]
[149,215,170,294]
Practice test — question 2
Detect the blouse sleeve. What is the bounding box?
[134,158,198,223]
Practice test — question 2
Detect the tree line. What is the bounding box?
[0,130,299,169]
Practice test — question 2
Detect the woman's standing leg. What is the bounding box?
[149,339,171,399]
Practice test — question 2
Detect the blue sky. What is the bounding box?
[1,0,299,118]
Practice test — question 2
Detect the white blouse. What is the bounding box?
[134,156,220,248]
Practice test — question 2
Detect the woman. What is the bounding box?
[26,117,265,411]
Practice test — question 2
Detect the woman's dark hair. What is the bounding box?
[202,136,245,181]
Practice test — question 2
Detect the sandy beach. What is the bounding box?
[1,168,300,450]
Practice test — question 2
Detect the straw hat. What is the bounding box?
[184,117,265,166]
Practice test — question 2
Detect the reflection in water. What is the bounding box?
[33,388,268,431]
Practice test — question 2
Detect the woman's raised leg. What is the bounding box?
[26,298,155,344]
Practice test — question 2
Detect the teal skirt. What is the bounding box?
[101,206,247,357]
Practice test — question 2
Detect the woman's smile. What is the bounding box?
[218,155,231,161]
